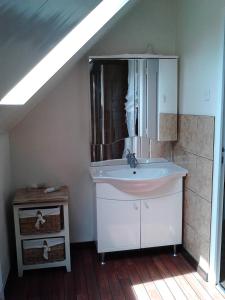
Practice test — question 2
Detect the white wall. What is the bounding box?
[0,134,11,287]
[177,0,225,116]
[10,0,177,242]
[90,0,177,55]
[10,58,93,242]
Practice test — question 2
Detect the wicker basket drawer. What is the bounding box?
[23,238,65,265]
[19,207,62,235]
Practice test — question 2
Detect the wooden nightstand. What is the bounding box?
[13,186,71,277]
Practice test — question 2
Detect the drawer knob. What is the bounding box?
[35,210,46,230]
[43,240,51,260]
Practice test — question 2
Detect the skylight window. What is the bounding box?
[0,0,130,105]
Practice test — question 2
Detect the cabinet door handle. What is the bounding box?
[133,203,139,210]
[144,201,149,209]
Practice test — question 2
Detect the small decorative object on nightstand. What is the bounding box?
[13,185,71,277]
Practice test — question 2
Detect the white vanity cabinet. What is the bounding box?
[95,176,183,258]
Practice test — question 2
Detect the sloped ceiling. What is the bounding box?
[0,0,135,132]
[0,0,101,99]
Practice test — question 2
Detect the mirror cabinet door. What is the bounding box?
[90,59,137,161]
[157,59,178,141]
[146,59,158,139]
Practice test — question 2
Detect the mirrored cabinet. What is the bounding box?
[89,55,178,161]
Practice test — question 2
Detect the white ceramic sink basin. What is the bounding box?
[90,161,187,194]
[101,167,169,179]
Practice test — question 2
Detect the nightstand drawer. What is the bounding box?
[23,237,65,265]
[19,207,62,235]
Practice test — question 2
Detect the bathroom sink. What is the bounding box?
[90,161,187,194]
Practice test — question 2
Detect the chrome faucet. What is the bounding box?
[126,149,138,168]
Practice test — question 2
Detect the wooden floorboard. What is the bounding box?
[179,255,225,300]
[153,256,186,300]
[146,256,175,300]
[159,254,199,300]
[170,254,213,300]
[5,245,225,300]
[134,256,162,300]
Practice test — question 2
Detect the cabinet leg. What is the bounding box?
[100,253,105,265]
[173,245,177,257]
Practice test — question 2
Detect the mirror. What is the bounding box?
[89,57,177,162]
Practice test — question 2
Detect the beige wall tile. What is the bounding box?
[177,114,214,159]
[174,146,213,202]
[183,222,210,272]
[173,146,196,190]
[158,113,177,141]
[177,115,197,153]
[183,223,197,260]
[196,116,214,159]
[193,156,213,202]
[173,143,185,166]
[175,114,214,275]
[183,189,197,228]
[150,139,172,160]
[184,189,211,241]
[195,234,210,272]
[195,195,211,241]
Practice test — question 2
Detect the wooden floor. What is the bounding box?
[5,245,225,300]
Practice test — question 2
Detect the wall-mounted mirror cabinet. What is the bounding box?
[89,55,178,162]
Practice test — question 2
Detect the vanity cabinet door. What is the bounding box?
[141,193,182,248]
[97,199,140,253]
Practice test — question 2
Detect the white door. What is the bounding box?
[97,198,140,253]
[141,193,182,248]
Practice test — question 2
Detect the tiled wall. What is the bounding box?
[173,114,214,274]
[158,113,177,141]
[150,139,173,161]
